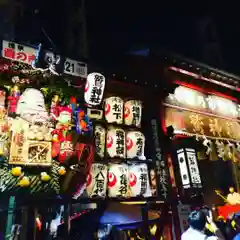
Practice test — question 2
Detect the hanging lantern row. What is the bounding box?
[76,163,152,199]
[104,97,142,127]
[84,73,143,127]
[94,125,146,160]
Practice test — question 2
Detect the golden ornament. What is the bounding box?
[58,166,66,176]
[11,167,22,177]
[18,177,30,187]
[40,172,51,182]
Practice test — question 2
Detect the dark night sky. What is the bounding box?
[19,1,240,74]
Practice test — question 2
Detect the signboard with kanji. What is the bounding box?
[1,40,87,78]
[2,40,36,65]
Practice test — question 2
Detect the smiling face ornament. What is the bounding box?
[16,88,48,122]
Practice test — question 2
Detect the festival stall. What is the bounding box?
[0,41,173,239]
[161,53,240,238]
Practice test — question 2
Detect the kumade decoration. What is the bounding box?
[84,72,105,106]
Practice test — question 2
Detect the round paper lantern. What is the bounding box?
[128,164,152,197]
[104,97,123,124]
[84,73,105,106]
[108,163,128,198]
[124,100,142,127]
[106,127,125,159]
[126,131,145,160]
[94,125,106,159]
[86,163,108,198]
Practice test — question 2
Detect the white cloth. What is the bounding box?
[181,228,218,240]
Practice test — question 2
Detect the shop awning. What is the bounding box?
[100,202,160,225]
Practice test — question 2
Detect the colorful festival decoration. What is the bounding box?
[0,43,155,204]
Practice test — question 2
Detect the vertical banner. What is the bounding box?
[144,98,170,199]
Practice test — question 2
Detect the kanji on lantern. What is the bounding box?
[116,130,125,156]
[128,164,152,197]
[104,97,123,124]
[126,131,145,159]
[84,72,105,106]
[94,125,106,159]
[106,127,126,158]
[119,174,128,196]
[108,163,128,198]
[86,163,108,198]
[124,100,142,127]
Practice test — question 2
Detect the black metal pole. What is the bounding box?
[141,204,151,239]
[63,203,71,239]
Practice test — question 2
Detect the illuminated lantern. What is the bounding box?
[94,125,106,159]
[104,96,123,124]
[86,163,108,198]
[108,163,128,198]
[126,131,145,160]
[176,148,202,189]
[124,100,142,127]
[84,72,105,106]
[106,127,125,159]
[128,164,152,197]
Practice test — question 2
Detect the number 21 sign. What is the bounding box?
[64,58,87,78]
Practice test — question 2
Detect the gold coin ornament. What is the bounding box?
[19,177,30,187]
[40,172,51,182]
[58,166,66,176]
[11,167,22,177]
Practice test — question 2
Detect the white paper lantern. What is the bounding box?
[106,127,125,158]
[128,164,152,197]
[104,96,123,124]
[124,100,142,127]
[84,72,105,106]
[126,131,145,160]
[94,125,106,159]
[86,163,108,198]
[108,163,128,198]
